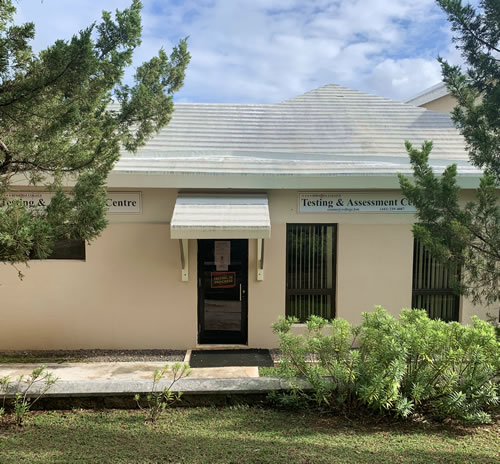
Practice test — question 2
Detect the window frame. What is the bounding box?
[285,223,337,321]
[29,239,86,261]
[411,238,460,322]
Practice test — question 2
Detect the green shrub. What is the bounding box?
[0,376,10,420]
[272,315,360,409]
[0,366,58,426]
[135,362,191,423]
[272,307,500,423]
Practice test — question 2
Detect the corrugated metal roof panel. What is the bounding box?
[171,195,271,239]
[115,84,479,179]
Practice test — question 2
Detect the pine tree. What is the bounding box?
[0,1,190,275]
[399,0,499,314]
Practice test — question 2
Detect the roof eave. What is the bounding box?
[405,83,450,106]
[105,170,483,190]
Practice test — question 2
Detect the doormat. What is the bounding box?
[189,349,273,368]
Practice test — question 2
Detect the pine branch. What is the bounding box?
[0,139,13,174]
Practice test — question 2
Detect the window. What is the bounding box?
[412,239,459,322]
[30,239,86,260]
[286,224,336,321]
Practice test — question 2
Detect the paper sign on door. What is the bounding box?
[214,240,230,271]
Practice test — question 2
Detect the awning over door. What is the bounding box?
[170,195,271,239]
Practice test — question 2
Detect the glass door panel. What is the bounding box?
[198,239,248,344]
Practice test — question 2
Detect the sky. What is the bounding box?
[13,0,472,104]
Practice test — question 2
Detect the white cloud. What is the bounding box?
[15,1,133,47]
[367,58,443,101]
[13,0,457,103]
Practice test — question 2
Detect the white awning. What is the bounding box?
[170,195,271,239]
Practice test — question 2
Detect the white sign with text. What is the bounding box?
[3,191,142,214]
[299,192,416,214]
[105,192,142,214]
[214,240,231,271]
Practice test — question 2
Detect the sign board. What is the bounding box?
[105,192,142,214]
[211,272,236,289]
[1,192,54,210]
[214,240,230,271]
[298,192,416,214]
[2,191,142,214]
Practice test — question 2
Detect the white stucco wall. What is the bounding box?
[0,188,489,350]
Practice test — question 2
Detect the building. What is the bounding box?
[0,84,489,350]
[405,82,456,114]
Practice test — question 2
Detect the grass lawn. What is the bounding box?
[0,407,498,463]
[259,366,279,376]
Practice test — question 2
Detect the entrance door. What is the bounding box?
[198,239,248,344]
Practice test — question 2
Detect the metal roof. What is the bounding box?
[170,195,271,239]
[113,84,479,186]
[405,82,449,106]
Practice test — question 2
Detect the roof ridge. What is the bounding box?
[173,102,274,107]
[279,83,411,106]
[171,84,431,108]
[278,83,341,103]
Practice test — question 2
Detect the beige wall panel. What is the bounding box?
[421,94,457,114]
[247,226,286,348]
[461,297,479,325]
[336,223,414,325]
[460,295,496,325]
[0,224,197,350]
[1,188,491,351]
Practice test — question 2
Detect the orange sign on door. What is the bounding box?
[211,272,236,288]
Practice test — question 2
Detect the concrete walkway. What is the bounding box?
[0,362,259,382]
[0,361,308,409]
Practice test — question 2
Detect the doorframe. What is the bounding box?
[197,239,249,345]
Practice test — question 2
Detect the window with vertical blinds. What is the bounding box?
[29,239,86,260]
[286,224,336,321]
[412,239,460,322]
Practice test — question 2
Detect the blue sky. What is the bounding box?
[14,0,470,103]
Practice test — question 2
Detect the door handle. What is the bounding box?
[239,284,242,301]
